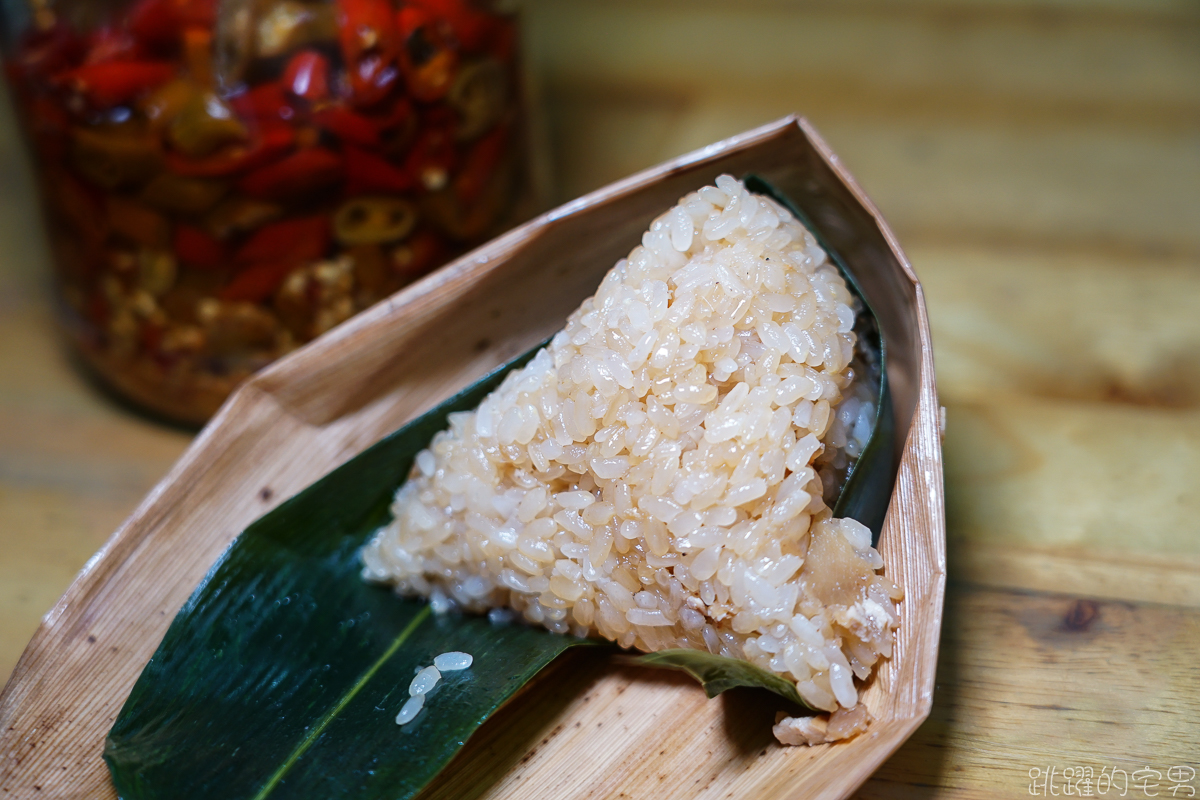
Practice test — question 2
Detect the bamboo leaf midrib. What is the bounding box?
[251,605,433,800]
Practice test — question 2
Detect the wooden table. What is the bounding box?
[1,1,1197,796]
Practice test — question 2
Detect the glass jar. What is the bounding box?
[2,0,536,423]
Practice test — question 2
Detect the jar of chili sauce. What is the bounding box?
[3,0,536,423]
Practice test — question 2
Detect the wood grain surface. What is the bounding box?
[1,0,1198,797]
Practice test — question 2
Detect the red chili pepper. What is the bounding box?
[218,260,297,303]
[178,0,218,28]
[454,123,507,206]
[391,229,444,280]
[83,27,145,65]
[403,122,457,192]
[310,106,379,146]
[223,215,330,302]
[366,95,414,134]
[396,7,431,43]
[229,82,296,123]
[58,60,176,108]
[8,24,84,84]
[128,0,180,49]
[283,51,329,102]
[397,6,458,103]
[234,215,330,265]
[238,147,343,200]
[336,0,400,106]
[173,224,229,268]
[165,124,295,178]
[344,145,413,194]
[128,0,217,51]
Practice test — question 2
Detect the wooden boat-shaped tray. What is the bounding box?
[0,115,946,800]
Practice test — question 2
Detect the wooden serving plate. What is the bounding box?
[0,115,945,800]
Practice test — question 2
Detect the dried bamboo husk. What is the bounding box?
[0,116,945,800]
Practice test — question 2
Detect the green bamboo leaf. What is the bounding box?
[635,649,808,707]
[104,341,604,800]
